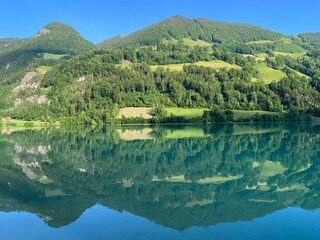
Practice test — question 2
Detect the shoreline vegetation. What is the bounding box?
[9,107,316,126]
[0,119,60,132]
[4,106,318,125]
[116,107,318,124]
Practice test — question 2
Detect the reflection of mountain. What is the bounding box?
[0,124,319,229]
[117,123,287,140]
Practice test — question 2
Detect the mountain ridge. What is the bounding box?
[98,16,284,49]
[1,17,320,49]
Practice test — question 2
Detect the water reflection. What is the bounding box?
[0,123,319,230]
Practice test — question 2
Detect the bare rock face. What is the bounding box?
[77,76,86,82]
[26,95,47,104]
[14,72,39,92]
[13,72,48,106]
[33,28,50,38]
[15,95,48,106]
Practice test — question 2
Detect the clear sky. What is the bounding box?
[1,0,320,43]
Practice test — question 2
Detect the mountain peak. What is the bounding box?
[44,22,80,32]
[167,15,187,20]
[21,22,96,54]
[98,16,283,49]
[33,22,73,36]
[45,21,69,27]
[33,27,51,38]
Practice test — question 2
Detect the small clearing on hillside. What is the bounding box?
[118,107,153,119]
[150,60,240,72]
[14,72,39,92]
[34,28,50,38]
[247,40,274,44]
[273,51,306,59]
[37,66,52,75]
[256,62,286,83]
[182,38,212,47]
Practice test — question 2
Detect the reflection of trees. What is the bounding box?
[0,123,319,229]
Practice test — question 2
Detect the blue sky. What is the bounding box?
[1,0,320,43]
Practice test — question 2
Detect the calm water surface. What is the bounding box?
[0,123,319,239]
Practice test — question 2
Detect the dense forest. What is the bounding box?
[98,16,283,49]
[8,43,319,123]
[0,16,320,124]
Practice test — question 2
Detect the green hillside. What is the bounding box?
[18,22,96,54]
[299,32,320,47]
[14,44,315,124]
[256,62,287,83]
[0,22,96,86]
[0,17,319,124]
[98,16,284,49]
[0,38,24,53]
[150,60,240,72]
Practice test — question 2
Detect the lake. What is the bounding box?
[0,123,319,240]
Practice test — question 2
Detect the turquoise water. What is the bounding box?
[0,123,319,239]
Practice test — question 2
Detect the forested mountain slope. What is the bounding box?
[299,32,320,47]
[0,17,319,124]
[8,43,318,123]
[0,38,23,53]
[0,22,96,84]
[16,22,96,55]
[98,16,284,49]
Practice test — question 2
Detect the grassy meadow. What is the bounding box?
[182,38,212,47]
[37,66,52,75]
[1,119,60,130]
[165,107,208,119]
[43,53,67,60]
[247,40,274,44]
[165,108,281,120]
[256,62,287,83]
[118,107,283,121]
[273,51,306,58]
[150,60,240,72]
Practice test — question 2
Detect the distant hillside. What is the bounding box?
[23,44,317,124]
[299,32,320,47]
[0,22,96,86]
[98,16,284,49]
[0,17,319,123]
[0,38,24,53]
[15,22,96,55]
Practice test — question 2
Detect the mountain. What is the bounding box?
[16,22,96,55]
[0,21,96,56]
[0,17,319,123]
[0,22,97,113]
[0,22,96,84]
[98,16,284,49]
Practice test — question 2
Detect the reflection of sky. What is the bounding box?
[0,205,319,240]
